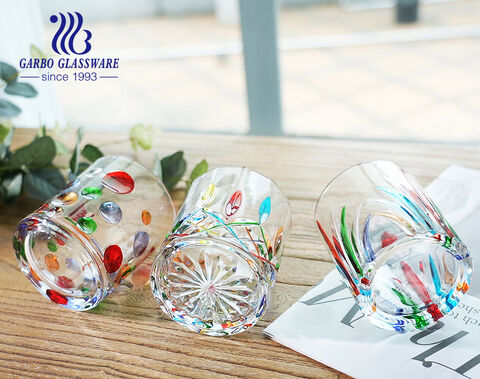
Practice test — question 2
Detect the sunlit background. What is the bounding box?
[1,0,480,143]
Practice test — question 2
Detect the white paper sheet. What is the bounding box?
[264,165,480,379]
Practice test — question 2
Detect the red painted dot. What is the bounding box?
[56,237,66,246]
[102,171,134,194]
[104,244,123,273]
[56,275,75,289]
[381,231,398,248]
[46,289,68,305]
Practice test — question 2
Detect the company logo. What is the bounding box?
[49,12,92,55]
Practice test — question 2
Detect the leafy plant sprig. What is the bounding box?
[0,61,37,119]
[0,124,208,205]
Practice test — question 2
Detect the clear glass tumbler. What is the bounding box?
[13,156,175,310]
[315,160,473,332]
[151,167,291,336]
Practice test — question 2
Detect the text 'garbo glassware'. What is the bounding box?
[151,167,291,336]
[315,160,473,332]
[13,156,175,310]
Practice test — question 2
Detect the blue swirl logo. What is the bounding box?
[49,12,92,55]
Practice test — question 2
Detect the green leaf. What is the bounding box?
[161,151,186,191]
[152,153,162,179]
[186,159,208,193]
[0,62,18,84]
[54,139,69,155]
[5,82,37,98]
[0,99,21,118]
[130,124,153,151]
[78,162,90,175]
[0,124,9,142]
[10,136,56,168]
[0,125,14,160]
[24,167,66,201]
[81,144,103,162]
[69,128,84,175]
[30,44,48,60]
[0,171,23,204]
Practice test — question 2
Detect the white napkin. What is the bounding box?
[264,165,480,379]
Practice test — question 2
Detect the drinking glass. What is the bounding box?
[13,156,175,310]
[151,167,291,336]
[315,160,473,332]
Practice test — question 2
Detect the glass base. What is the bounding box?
[151,236,275,336]
[356,236,472,332]
[13,214,107,310]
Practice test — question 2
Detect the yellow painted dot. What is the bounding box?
[57,191,78,205]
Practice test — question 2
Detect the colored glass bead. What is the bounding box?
[45,254,60,271]
[77,217,97,234]
[57,275,75,289]
[102,171,134,194]
[47,240,57,252]
[65,257,82,273]
[141,210,151,225]
[81,186,102,199]
[133,231,150,257]
[57,191,78,205]
[104,245,123,273]
[46,289,68,305]
[100,201,122,224]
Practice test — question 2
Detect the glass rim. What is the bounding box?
[192,165,291,212]
[314,160,401,215]
[97,155,175,214]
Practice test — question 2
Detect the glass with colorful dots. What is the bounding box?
[13,156,175,310]
[315,160,473,332]
[151,167,291,336]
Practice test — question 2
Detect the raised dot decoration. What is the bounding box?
[100,201,122,224]
[202,183,215,201]
[141,210,151,225]
[200,183,215,208]
[45,253,60,271]
[259,197,272,224]
[57,192,78,205]
[81,186,102,199]
[133,231,150,257]
[46,289,68,305]
[47,240,57,252]
[104,245,123,273]
[77,217,97,234]
[225,190,242,218]
[66,258,82,273]
[56,275,75,289]
[102,171,134,194]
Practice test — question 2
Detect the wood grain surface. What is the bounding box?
[1,129,479,378]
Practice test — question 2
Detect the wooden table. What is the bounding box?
[1,129,479,378]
